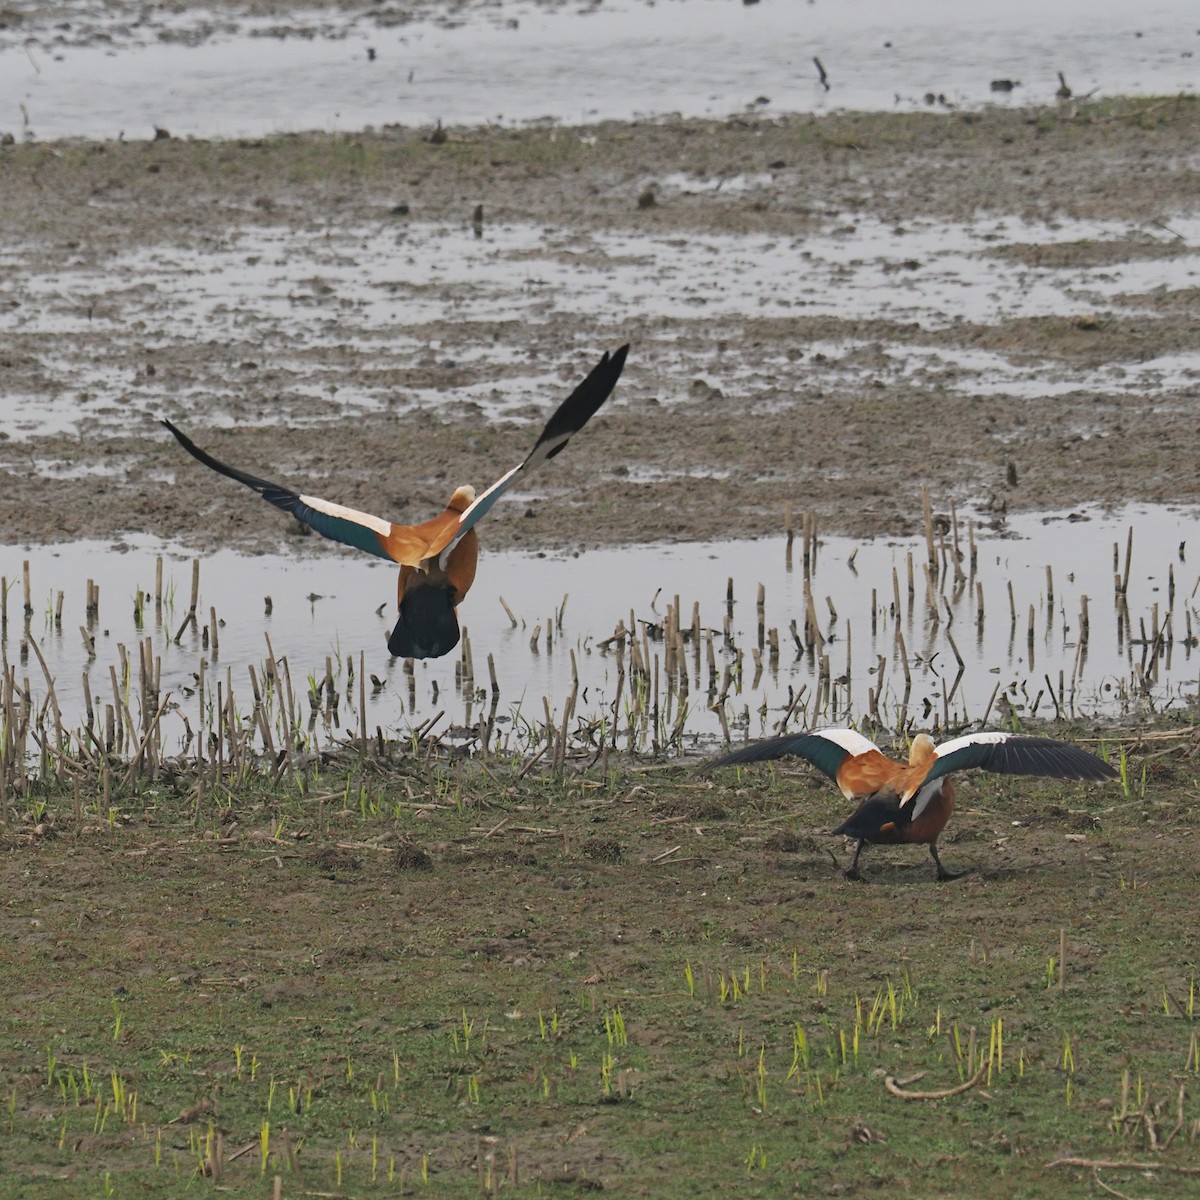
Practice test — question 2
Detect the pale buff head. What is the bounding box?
[447,485,477,513]
[908,733,937,765]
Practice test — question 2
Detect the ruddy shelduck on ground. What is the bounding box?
[163,344,628,660]
[707,728,1117,881]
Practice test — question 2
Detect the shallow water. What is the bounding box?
[1,0,1196,141]
[5,502,1197,759]
[7,213,1197,444]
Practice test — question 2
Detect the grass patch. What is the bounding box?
[2,731,1199,1196]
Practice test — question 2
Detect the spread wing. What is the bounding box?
[923,733,1117,786]
[163,343,628,569]
[704,728,884,792]
[162,419,432,565]
[436,344,629,567]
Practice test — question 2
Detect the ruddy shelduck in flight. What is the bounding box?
[708,728,1117,881]
[163,344,629,660]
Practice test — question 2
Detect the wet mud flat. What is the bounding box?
[2,97,1200,1200]
[2,98,1199,557]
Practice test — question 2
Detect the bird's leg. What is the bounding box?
[844,840,867,882]
[929,843,965,882]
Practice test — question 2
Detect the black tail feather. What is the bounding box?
[389,584,461,660]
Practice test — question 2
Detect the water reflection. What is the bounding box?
[4,502,1197,764]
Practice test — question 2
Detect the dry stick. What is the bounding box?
[1048,1158,1200,1177]
[412,709,445,743]
[359,650,368,756]
[1059,928,1066,992]
[884,1059,988,1100]
[896,631,911,690]
[1121,526,1134,595]
[1043,673,1062,721]
[122,695,172,786]
[248,665,275,756]
[174,558,201,642]
[946,631,964,671]
[923,565,939,622]
[980,679,1002,728]
[517,744,548,779]
[1161,1080,1188,1150]
[922,484,937,576]
[22,560,32,617]
[25,635,63,751]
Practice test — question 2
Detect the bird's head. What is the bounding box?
[908,733,937,766]
[447,485,477,513]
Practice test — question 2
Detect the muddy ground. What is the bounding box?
[2,96,1199,557]
[3,78,1200,1197]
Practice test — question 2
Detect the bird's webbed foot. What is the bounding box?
[930,845,966,882]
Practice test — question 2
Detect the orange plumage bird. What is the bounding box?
[708,728,1117,881]
[163,345,628,659]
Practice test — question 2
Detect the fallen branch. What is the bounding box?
[884,1059,987,1100]
[1049,1157,1200,1176]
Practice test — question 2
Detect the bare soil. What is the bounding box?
[2,96,1199,556]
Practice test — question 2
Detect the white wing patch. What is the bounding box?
[933,731,1010,759]
[817,728,880,757]
[299,495,392,537]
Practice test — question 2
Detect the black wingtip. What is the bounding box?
[536,343,629,463]
[702,736,793,772]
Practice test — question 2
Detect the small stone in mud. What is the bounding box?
[637,186,657,209]
[154,125,171,140]
[390,203,410,216]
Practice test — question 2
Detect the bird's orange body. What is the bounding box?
[708,728,1116,882]
[832,734,938,802]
